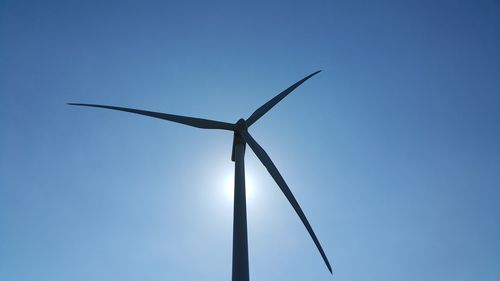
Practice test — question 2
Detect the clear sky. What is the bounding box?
[1,0,500,280]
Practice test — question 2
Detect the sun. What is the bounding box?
[223,171,256,202]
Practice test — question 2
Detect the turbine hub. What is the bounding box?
[235,118,247,132]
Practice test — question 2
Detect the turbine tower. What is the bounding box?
[69,70,331,280]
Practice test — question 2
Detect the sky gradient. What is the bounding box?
[1,0,500,280]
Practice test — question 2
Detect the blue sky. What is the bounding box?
[1,0,500,280]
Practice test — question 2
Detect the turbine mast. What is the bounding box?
[232,132,249,281]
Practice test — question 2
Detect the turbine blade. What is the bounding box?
[246,71,321,127]
[239,130,332,274]
[68,103,235,131]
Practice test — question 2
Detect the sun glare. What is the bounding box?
[223,171,256,202]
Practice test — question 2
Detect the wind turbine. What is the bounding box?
[69,70,331,280]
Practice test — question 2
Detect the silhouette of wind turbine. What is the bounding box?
[69,70,331,280]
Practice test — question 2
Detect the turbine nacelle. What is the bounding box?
[231,118,248,162]
[235,118,248,132]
